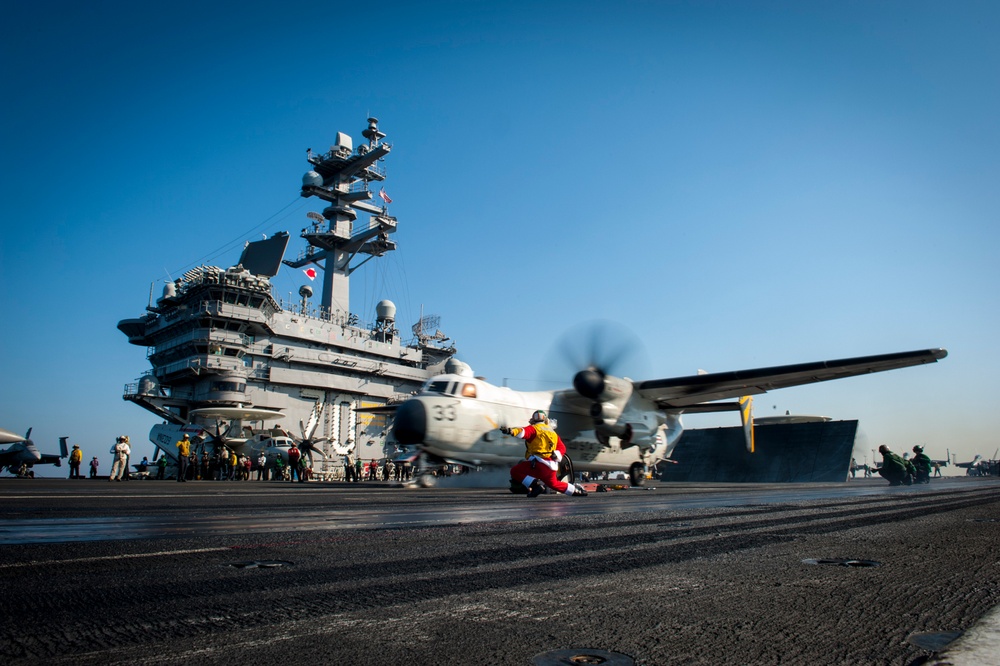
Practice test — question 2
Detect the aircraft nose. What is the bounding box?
[394,400,426,445]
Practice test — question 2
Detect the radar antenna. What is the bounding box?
[284,117,397,319]
[412,314,447,343]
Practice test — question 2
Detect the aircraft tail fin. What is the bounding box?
[680,399,754,451]
[739,396,755,453]
[59,437,69,458]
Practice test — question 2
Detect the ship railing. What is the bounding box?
[146,329,252,358]
[155,355,249,378]
[194,299,272,325]
[124,381,166,399]
[350,216,394,241]
[122,377,192,401]
[364,162,386,180]
[246,366,270,380]
[275,297,373,330]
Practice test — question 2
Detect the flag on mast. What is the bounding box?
[378,188,393,204]
[303,267,317,281]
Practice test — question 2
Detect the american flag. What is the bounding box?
[378,188,393,204]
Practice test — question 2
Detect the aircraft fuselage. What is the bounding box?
[392,371,680,475]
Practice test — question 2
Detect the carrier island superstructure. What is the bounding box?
[117,118,457,472]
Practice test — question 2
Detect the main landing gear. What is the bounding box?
[629,463,647,487]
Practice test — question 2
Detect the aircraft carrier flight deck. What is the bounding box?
[1,477,998,665]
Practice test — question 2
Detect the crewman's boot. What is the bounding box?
[526,480,546,498]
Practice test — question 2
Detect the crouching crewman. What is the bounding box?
[503,410,587,497]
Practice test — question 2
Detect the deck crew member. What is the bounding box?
[110,436,130,481]
[912,445,932,484]
[875,445,913,486]
[503,410,587,497]
[175,434,191,482]
[287,444,301,482]
[69,444,83,479]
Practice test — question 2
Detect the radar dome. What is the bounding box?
[376,299,396,322]
[302,171,323,187]
[299,285,313,299]
[138,375,160,396]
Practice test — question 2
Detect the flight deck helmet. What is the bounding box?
[529,410,548,424]
[913,445,923,453]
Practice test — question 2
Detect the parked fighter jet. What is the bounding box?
[950,452,991,476]
[952,454,983,470]
[391,347,947,487]
[0,428,69,475]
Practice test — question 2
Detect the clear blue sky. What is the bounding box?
[2,1,997,474]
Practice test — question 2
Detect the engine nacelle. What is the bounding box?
[574,371,633,422]
[618,421,658,451]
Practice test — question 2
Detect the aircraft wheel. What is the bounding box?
[558,454,576,486]
[629,463,646,487]
[416,473,437,488]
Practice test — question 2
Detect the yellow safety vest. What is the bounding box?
[524,423,558,459]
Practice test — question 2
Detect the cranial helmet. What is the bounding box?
[913,445,923,453]
[529,410,548,424]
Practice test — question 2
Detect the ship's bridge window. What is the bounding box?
[210,380,245,393]
[461,383,477,398]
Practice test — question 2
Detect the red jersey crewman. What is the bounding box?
[503,410,587,497]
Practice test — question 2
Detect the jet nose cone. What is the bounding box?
[394,400,427,445]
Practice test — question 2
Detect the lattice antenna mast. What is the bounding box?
[284,117,397,320]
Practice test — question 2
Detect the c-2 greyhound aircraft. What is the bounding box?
[390,347,948,487]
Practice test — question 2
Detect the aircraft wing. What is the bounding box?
[37,454,64,466]
[634,348,947,409]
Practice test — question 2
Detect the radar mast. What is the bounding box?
[285,117,397,320]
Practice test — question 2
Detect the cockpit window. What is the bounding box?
[461,383,477,398]
[425,380,450,394]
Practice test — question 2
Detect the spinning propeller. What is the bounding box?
[297,402,329,463]
[552,320,648,446]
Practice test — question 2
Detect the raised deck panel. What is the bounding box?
[659,420,858,483]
